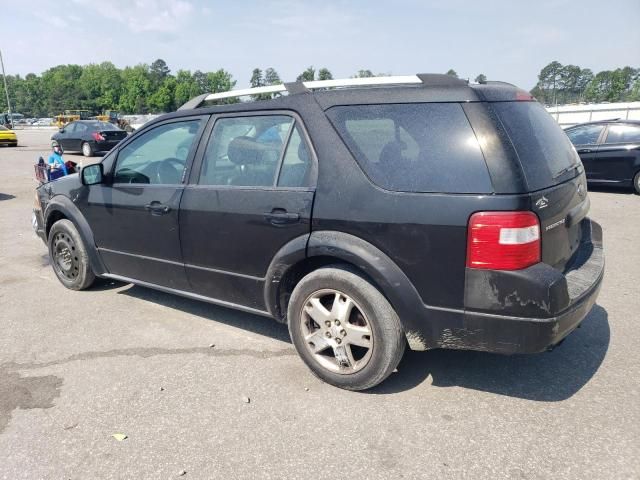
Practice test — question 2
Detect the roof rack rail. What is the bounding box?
[178,73,467,110]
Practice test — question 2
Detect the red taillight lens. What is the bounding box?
[92,132,105,141]
[467,211,541,270]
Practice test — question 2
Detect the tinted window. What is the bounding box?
[75,123,88,134]
[199,115,293,187]
[605,124,640,144]
[566,124,604,145]
[277,126,313,187]
[492,101,580,190]
[326,103,492,193]
[65,123,77,133]
[114,120,201,184]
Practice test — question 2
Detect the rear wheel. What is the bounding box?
[82,141,94,157]
[48,219,95,290]
[288,266,405,391]
[634,171,640,195]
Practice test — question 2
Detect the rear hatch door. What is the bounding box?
[492,101,589,271]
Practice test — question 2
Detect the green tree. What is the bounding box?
[353,69,374,78]
[119,64,152,113]
[297,66,316,82]
[264,68,281,85]
[149,76,177,112]
[474,74,487,83]
[446,69,458,78]
[318,68,333,80]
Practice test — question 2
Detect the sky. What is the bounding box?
[1,0,639,90]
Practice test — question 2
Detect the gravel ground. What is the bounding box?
[1,129,639,480]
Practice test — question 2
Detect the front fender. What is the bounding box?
[44,195,108,276]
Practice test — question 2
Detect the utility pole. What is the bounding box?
[0,49,13,128]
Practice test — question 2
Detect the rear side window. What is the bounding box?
[326,103,493,193]
[566,124,604,145]
[492,101,580,191]
[605,124,640,144]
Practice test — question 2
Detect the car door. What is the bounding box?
[81,116,208,289]
[594,123,640,183]
[57,122,76,150]
[179,112,317,311]
[565,124,605,180]
[71,122,88,151]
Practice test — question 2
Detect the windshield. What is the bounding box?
[492,101,580,191]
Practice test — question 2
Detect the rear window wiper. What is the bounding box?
[553,163,580,180]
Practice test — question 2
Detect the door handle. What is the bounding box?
[145,202,171,215]
[264,209,300,225]
[577,148,592,153]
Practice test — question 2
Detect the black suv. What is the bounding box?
[564,119,640,194]
[33,74,604,390]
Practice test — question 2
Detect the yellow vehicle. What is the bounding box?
[0,125,18,147]
[55,110,91,127]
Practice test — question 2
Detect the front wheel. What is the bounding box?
[48,219,96,290]
[288,266,405,391]
[634,171,640,195]
[82,141,94,157]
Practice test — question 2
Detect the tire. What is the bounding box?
[82,141,94,157]
[634,171,640,195]
[48,219,95,290]
[287,266,405,391]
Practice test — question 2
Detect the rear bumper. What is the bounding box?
[407,218,604,354]
[94,140,122,152]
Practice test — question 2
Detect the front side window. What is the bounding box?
[605,124,640,144]
[566,124,604,145]
[199,115,294,187]
[114,120,201,184]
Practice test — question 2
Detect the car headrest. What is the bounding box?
[228,136,262,165]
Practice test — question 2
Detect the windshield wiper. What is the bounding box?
[553,163,580,180]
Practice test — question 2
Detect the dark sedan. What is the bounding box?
[52,120,128,157]
[565,119,640,194]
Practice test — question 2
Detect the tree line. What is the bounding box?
[531,61,640,105]
[2,59,638,117]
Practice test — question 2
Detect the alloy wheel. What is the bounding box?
[300,289,374,374]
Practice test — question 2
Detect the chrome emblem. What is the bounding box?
[535,196,549,210]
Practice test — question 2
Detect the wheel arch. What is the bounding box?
[44,196,107,275]
[263,231,426,336]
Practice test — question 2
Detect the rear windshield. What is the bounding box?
[492,101,580,191]
[326,103,493,193]
[88,121,119,131]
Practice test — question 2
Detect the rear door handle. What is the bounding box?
[577,148,592,153]
[145,202,171,215]
[264,209,300,225]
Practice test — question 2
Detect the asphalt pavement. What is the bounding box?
[1,129,639,479]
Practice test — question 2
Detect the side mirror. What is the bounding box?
[59,128,65,133]
[81,163,104,186]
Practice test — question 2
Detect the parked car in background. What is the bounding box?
[51,120,128,157]
[0,125,17,146]
[565,119,640,194]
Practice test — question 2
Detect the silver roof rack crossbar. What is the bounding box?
[179,73,460,110]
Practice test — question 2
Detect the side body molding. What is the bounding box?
[44,195,108,276]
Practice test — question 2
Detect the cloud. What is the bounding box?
[73,0,195,33]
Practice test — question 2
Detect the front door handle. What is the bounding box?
[145,202,171,215]
[577,148,592,153]
[264,209,300,225]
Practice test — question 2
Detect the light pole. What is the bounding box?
[0,49,13,128]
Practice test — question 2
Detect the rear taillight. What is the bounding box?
[92,132,105,141]
[467,211,540,270]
